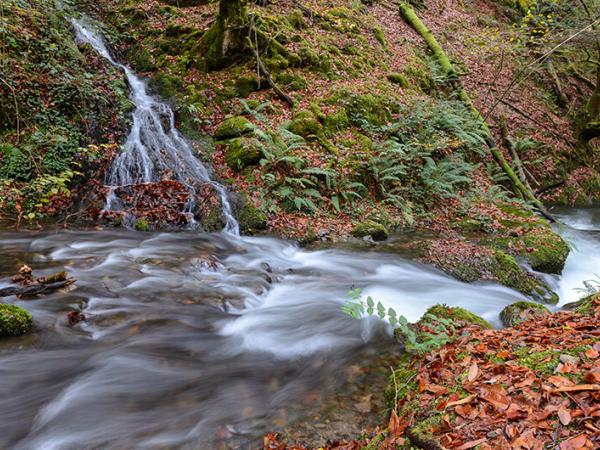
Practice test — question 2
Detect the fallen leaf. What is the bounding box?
[479,384,510,410]
[467,363,479,383]
[558,406,571,426]
[455,438,487,449]
[446,394,476,408]
[559,434,594,450]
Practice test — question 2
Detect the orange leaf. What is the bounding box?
[585,347,598,359]
[558,406,571,426]
[559,434,594,450]
[479,384,510,410]
[446,394,476,408]
[388,409,400,436]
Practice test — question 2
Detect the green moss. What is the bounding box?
[513,347,560,375]
[214,116,256,140]
[238,202,268,234]
[203,208,225,232]
[234,75,260,97]
[134,219,150,231]
[521,228,570,274]
[387,72,409,87]
[351,220,389,241]
[385,354,417,405]
[345,94,394,129]
[423,304,493,329]
[287,10,308,29]
[490,251,558,304]
[287,110,323,138]
[0,304,33,337]
[372,26,387,47]
[500,301,550,327]
[563,293,598,315]
[225,137,263,171]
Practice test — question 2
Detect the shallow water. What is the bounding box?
[0,208,598,449]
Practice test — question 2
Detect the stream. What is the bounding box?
[0,207,598,449]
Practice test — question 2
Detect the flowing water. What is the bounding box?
[0,207,597,449]
[70,20,239,234]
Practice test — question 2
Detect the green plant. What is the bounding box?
[342,288,458,354]
[575,274,600,297]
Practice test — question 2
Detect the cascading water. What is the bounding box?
[70,19,239,235]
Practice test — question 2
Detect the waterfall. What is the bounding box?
[71,19,239,235]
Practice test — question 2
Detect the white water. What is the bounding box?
[554,207,600,305]
[71,20,239,234]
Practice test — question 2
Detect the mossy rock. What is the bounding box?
[0,304,33,337]
[563,293,599,315]
[387,72,409,87]
[346,94,393,128]
[490,251,558,304]
[521,228,570,274]
[351,220,388,241]
[287,110,322,138]
[422,304,493,330]
[500,301,550,327]
[238,202,268,234]
[214,116,256,140]
[225,137,263,171]
[234,75,261,97]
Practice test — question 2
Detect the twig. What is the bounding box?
[246,27,294,107]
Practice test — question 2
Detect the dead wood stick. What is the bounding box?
[245,33,295,107]
[0,279,76,298]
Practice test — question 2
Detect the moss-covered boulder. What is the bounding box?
[351,220,389,241]
[422,304,493,330]
[0,304,33,337]
[563,292,599,315]
[214,116,256,140]
[424,239,559,304]
[238,202,268,234]
[225,137,263,171]
[500,301,550,327]
[287,110,323,138]
[520,228,570,274]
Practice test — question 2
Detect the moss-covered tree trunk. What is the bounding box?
[578,67,600,144]
[199,0,248,71]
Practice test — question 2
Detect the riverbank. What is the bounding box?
[265,295,600,449]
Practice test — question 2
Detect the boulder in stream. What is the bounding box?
[500,301,550,327]
[0,304,32,337]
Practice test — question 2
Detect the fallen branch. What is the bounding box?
[246,27,294,107]
[499,117,539,189]
[0,279,76,298]
[398,2,555,222]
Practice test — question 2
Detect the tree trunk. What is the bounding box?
[200,0,248,71]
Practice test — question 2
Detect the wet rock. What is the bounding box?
[500,301,550,327]
[67,310,86,327]
[563,292,599,315]
[238,202,268,234]
[0,304,33,337]
[351,220,388,241]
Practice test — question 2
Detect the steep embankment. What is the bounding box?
[0,0,131,224]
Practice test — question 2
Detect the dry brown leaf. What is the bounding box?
[455,438,487,449]
[559,434,594,450]
[446,394,476,408]
[467,363,479,383]
[479,384,510,410]
[558,406,572,426]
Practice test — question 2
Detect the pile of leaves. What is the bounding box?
[392,300,600,449]
[94,180,194,227]
[264,299,600,449]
